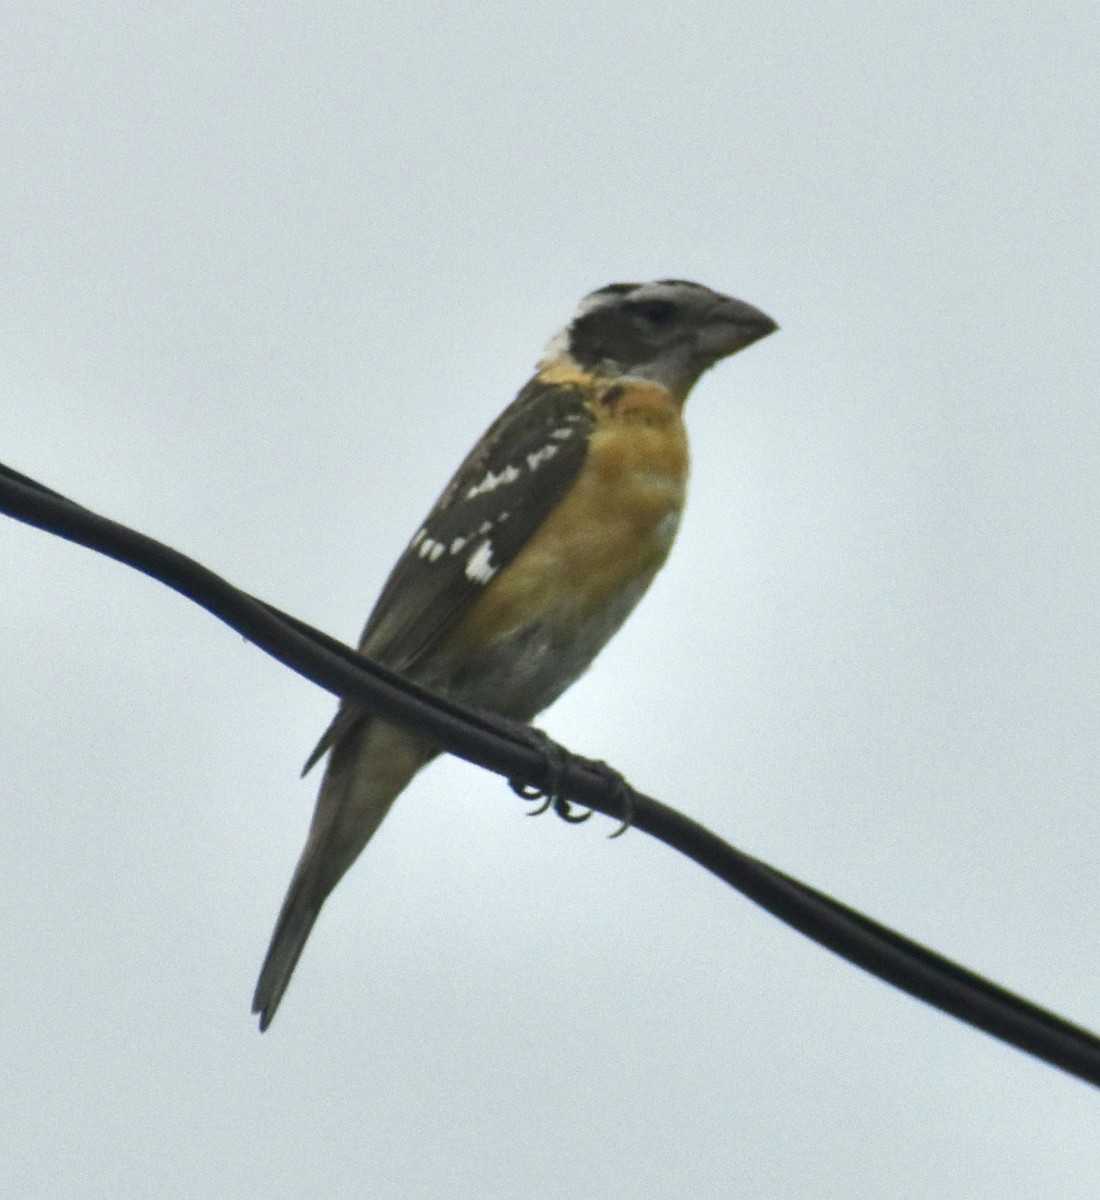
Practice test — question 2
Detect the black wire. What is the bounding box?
[2,459,1099,1088]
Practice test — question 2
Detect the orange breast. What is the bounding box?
[456,380,689,649]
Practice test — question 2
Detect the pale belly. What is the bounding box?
[428,503,683,721]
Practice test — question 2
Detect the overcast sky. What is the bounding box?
[3,2,1099,1196]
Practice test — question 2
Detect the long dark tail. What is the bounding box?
[252,720,435,1030]
[252,851,332,1031]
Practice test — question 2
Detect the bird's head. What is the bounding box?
[540,279,777,398]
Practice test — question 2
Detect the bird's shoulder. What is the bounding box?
[359,372,598,672]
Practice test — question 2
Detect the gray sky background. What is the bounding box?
[3,2,1099,1196]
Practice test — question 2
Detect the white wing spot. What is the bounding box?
[550,427,574,441]
[526,444,559,471]
[465,541,497,584]
[465,464,521,500]
[410,527,427,549]
[449,536,468,555]
[428,542,445,563]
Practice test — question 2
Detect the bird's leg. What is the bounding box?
[507,724,592,824]
[507,724,636,835]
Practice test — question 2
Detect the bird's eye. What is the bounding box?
[634,300,678,327]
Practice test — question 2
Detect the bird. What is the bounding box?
[252,279,777,1029]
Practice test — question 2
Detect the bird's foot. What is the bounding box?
[509,725,592,824]
[509,726,635,836]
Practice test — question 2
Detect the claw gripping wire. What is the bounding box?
[509,727,636,836]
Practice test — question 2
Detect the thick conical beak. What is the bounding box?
[697,295,779,361]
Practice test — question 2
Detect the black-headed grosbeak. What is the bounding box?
[253,280,777,1028]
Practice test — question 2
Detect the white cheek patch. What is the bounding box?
[465,540,497,584]
[538,326,572,365]
[465,464,521,500]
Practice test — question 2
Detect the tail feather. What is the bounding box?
[252,862,327,1031]
[253,719,436,1030]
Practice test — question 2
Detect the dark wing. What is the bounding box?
[302,376,593,774]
